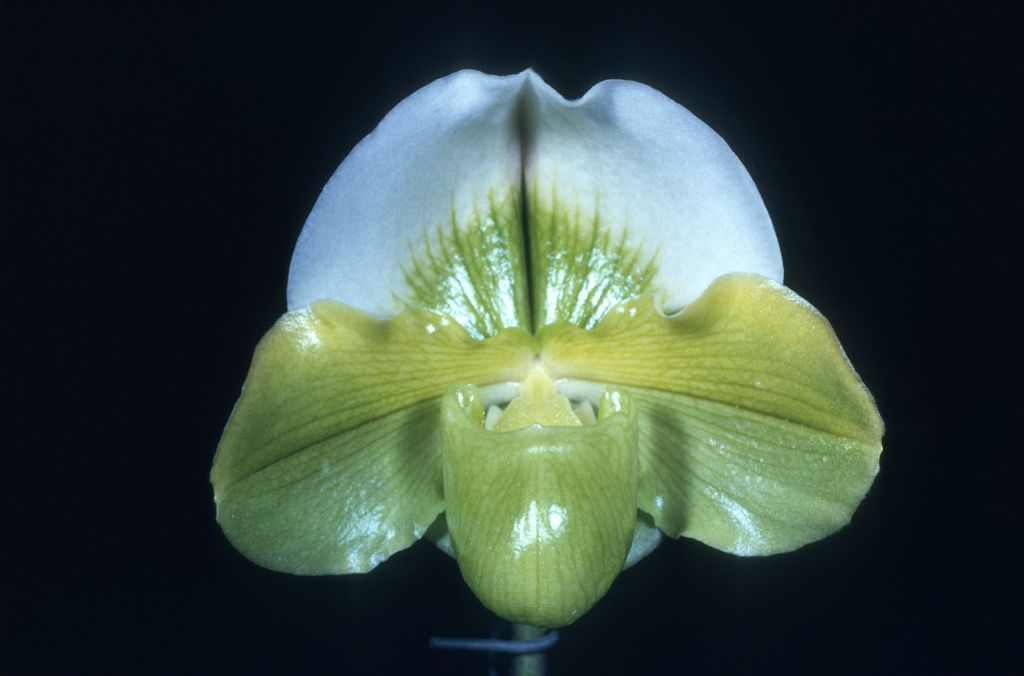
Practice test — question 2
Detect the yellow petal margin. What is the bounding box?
[211,301,534,574]
[441,385,639,627]
[539,273,884,555]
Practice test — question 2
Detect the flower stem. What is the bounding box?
[512,624,546,676]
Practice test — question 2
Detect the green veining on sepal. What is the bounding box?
[536,273,883,555]
[402,189,530,338]
[441,384,639,627]
[528,183,658,330]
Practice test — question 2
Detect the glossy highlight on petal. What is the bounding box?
[526,186,659,329]
[402,189,529,338]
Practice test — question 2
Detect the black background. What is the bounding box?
[4,3,1015,674]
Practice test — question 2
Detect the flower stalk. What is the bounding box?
[512,624,547,676]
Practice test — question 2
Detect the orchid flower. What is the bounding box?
[211,70,883,628]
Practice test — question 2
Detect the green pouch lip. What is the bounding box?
[440,384,639,627]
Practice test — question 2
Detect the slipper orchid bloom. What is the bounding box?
[211,70,883,628]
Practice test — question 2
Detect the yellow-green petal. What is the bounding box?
[441,385,638,627]
[212,302,535,573]
[539,273,883,555]
[214,401,444,573]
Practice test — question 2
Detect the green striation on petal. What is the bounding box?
[212,301,535,573]
[527,185,658,330]
[400,186,658,334]
[441,385,638,627]
[538,273,883,555]
[402,189,531,338]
